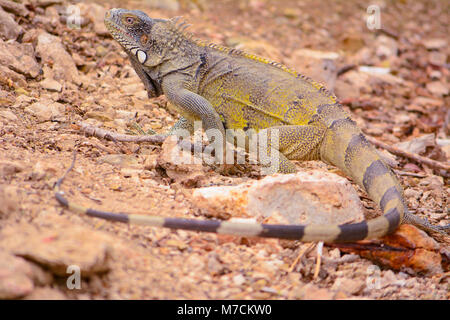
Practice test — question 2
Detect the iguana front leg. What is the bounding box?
[162,76,227,164]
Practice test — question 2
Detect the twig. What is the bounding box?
[393,169,427,178]
[366,136,450,172]
[288,243,316,273]
[75,121,252,163]
[313,241,323,279]
[76,121,166,144]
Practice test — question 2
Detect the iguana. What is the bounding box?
[55,8,449,243]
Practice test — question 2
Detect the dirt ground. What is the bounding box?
[0,0,449,299]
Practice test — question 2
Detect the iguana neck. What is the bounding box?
[142,20,203,86]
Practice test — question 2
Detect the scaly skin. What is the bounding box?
[54,8,449,243]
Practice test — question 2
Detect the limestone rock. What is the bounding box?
[40,78,63,92]
[426,81,448,97]
[0,65,27,87]
[294,283,335,300]
[36,31,80,85]
[0,221,113,277]
[331,278,365,295]
[0,109,17,121]
[24,287,67,300]
[0,185,22,217]
[0,251,51,299]
[34,0,65,7]
[25,100,65,122]
[158,136,209,187]
[77,3,109,36]
[193,170,365,225]
[0,6,23,40]
[146,0,180,11]
[0,39,40,78]
[0,0,30,17]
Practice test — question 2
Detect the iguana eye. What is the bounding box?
[124,16,135,24]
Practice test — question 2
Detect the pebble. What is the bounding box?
[331,278,365,295]
[40,78,62,92]
[0,6,23,40]
[36,31,80,85]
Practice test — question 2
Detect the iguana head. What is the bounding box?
[104,8,157,65]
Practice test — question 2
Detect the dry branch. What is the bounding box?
[366,136,450,172]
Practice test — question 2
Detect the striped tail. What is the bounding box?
[315,108,405,242]
[55,112,407,244]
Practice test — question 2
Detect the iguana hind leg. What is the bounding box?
[257,124,326,174]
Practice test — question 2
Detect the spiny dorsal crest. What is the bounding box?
[195,39,336,101]
[169,16,193,39]
[165,17,336,101]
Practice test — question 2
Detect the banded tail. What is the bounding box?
[315,106,405,242]
[55,120,405,245]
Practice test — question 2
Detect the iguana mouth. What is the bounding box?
[104,13,137,51]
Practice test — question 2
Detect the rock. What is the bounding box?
[374,35,398,59]
[40,78,63,92]
[0,185,21,217]
[340,225,443,275]
[158,136,209,187]
[0,6,23,40]
[441,144,450,159]
[395,134,436,155]
[331,278,364,295]
[336,69,403,99]
[409,96,443,108]
[290,49,339,90]
[0,0,30,17]
[0,160,24,177]
[97,154,140,168]
[422,38,447,50]
[0,251,35,299]
[36,31,80,85]
[426,81,449,97]
[29,160,57,181]
[335,70,371,99]
[282,8,299,19]
[121,82,146,95]
[428,52,447,66]
[0,221,113,277]
[358,66,404,85]
[340,34,365,53]
[11,94,34,109]
[0,89,14,106]
[77,3,109,36]
[0,65,27,87]
[193,170,365,225]
[0,109,17,121]
[146,0,180,11]
[294,283,335,300]
[225,37,284,63]
[34,0,64,7]
[0,39,41,78]
[232,274,246,286]
[25,100,65,122]
[403,188,421,200]
[24,287,66,300]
